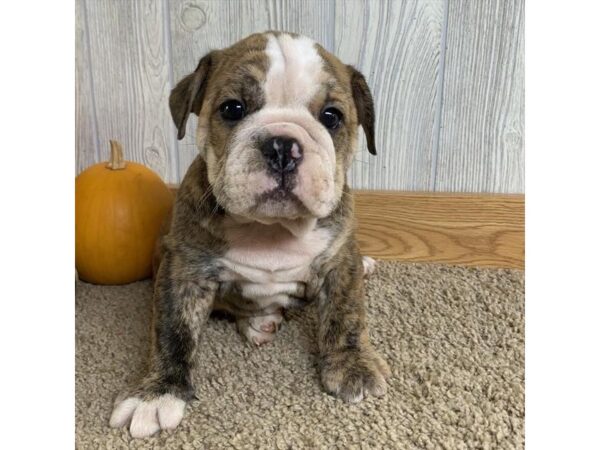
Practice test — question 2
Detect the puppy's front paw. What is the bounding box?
[110,393,186,438]
[320,349,390,403]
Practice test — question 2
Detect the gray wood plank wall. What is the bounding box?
[76,0,524,193]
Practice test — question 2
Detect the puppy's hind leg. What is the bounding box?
[362,256,376,277]
[237,309,284,346]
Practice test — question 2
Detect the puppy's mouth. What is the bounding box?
[218,112,337,220]
[223,154,334,220]
[251,183,310,220]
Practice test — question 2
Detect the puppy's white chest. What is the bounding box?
[218,222,330,309]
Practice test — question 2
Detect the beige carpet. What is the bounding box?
[76,261,524,449]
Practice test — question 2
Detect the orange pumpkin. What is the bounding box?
[76,140,174,285]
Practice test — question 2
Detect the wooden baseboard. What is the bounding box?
[354,192,523,269]
[168,186,524,269]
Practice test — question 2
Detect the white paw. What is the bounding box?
[109,394,186,438]
[362,256,376,276]
[239,311,283,346]
[244,326,278,346]
[249,312,283,333]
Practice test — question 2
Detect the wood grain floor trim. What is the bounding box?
[354,192,524,269]
[167,187,524,269]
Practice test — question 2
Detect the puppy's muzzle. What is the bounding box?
[260,136,303,176]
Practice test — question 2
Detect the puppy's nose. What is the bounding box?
[261,136,303,173]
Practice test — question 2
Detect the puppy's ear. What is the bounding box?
[169,52,214,140]
[347,66,377,155]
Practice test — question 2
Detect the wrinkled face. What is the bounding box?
[170,32,376,221]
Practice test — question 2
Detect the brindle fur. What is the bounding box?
[114,32,389,420]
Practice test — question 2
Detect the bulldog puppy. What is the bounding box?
[110,31,390,438]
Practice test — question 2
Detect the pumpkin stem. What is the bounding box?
[107,140,127,170]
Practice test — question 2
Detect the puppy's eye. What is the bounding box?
[219,100,245,121]
[319,107,343,130]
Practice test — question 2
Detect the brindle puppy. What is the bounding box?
[110,31,390,438]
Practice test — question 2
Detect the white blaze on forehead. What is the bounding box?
[264,33,324,107]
